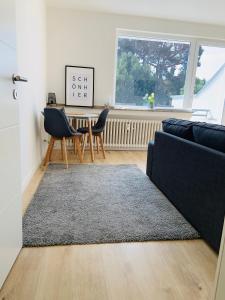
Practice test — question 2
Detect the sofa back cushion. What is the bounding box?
[162,118,195,140]
[192,123,225,153]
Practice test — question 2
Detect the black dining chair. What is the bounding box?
[43,107,83,168]
[77,108,109,158]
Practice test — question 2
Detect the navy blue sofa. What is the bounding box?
[146,119,225,252]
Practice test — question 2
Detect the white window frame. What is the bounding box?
[113,29,225,110]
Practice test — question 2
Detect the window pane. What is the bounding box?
[115,37,190,108]
[192,45,225,124]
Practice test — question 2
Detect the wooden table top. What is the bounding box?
[66,112,98,119]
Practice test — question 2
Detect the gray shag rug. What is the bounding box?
[23,164,199,247]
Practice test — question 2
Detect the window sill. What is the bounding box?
[112,105,192,113]
[58,104,193,120]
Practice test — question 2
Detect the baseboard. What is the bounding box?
[21,160,42,193]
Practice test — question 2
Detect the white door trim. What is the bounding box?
[213,218,225,300]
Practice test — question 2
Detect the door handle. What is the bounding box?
[12,74,28,83]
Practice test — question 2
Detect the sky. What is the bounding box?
[196,46,225,81]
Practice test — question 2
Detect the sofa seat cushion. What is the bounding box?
[162,118,195,140]
[193,123,225,153]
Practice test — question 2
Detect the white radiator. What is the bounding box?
[74,118,162,150]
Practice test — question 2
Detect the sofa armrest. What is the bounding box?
[146,140,155,178]
[151,131,225,252]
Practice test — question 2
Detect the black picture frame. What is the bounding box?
[65,65,94,108]
[47,92,57,105]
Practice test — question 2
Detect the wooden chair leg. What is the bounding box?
[43,136,54,166]
[99,134,106,159]
[62,137,68,169]
[49,138,55,161]
[88,120,94,162]
[75,136,83,163]
[80,136,84,161]
[82,134,87,159]
[96,136,99,154]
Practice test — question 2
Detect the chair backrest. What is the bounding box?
[94,108,109,131]
[44,107,73,138]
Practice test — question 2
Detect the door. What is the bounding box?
[0,0,22,288]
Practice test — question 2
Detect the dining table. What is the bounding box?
[66,112,98,162]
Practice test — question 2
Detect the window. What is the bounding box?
[115,36,191,108]
[192,45,225,123]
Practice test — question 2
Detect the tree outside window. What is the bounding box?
[115,37,205,108]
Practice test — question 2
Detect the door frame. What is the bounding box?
[213,217,225,299]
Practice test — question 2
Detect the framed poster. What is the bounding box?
[65,65,94,107]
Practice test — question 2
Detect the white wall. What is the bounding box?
[16,0,46,191]
[47,8,225,106]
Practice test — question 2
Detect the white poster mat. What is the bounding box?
[66,66,94,107]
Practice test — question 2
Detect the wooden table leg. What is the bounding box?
[61,140,64,159]
[88,119,94,162]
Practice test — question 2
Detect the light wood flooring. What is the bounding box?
[0,149,218,300]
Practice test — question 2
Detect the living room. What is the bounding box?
[1,0,225,299]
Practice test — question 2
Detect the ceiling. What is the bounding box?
[47,0,225,26]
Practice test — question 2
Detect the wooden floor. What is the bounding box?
[0,149,218,300]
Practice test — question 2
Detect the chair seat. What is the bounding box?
[70,126,82,136]
[77,126,103,134]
